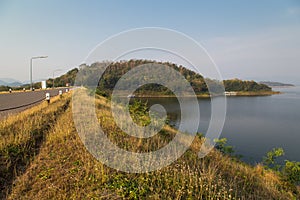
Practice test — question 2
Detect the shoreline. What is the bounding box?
[132,91,281,98]
[235,91,281,96]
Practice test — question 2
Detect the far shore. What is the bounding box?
[270,85,296,88]
[132,90,281,98]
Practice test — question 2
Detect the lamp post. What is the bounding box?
[52,69,62,89]
[30,56,48,91]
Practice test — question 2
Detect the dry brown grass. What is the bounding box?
[1,91,299,199]
[0,94,71,199]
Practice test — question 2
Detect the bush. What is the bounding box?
[214,138,234,155]
[263,147,300,185]
[283,160,300,185]
[263,147,284,170]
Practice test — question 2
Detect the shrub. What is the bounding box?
[263,148,284,171]
[214,138,234,155]
[283,160,300,185]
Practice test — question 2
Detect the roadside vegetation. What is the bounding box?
[0,90,298,199]
[0,94,71,199]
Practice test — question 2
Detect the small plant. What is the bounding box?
[263,148,300,185]
[263,147,284,170]
[214,138,234,155]
[129,100,151,126]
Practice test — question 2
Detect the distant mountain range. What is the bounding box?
[0,78,23,87]
[0,78,48,87]
[260,81,295,87]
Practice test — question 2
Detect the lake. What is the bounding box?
[139,86,300,164]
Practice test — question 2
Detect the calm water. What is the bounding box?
[140,86,300,164]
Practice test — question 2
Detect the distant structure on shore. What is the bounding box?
[41,81,47,89]
[224,91,238,96]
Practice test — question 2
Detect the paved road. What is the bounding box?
[0,88,69,119]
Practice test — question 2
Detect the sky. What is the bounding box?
[0,0,299,84]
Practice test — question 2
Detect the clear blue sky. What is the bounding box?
[0,0,299,83]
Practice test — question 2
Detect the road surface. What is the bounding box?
[0,88,69,119]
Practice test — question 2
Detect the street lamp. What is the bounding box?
[30,56,48,91]
[52,69,62,88]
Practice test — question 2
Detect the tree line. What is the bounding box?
[75,60,271,96]
[0,60,272,93]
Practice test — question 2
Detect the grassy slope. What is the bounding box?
[1,93,299,199]
[0,94,70,199]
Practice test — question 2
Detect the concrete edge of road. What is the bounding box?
[0,87,71,94]
[0,88,72,119]
[0,97,45,112]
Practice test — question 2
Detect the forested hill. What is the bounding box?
[51,60,272,95]
[46,68,78,88]
[223,79,271,92]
